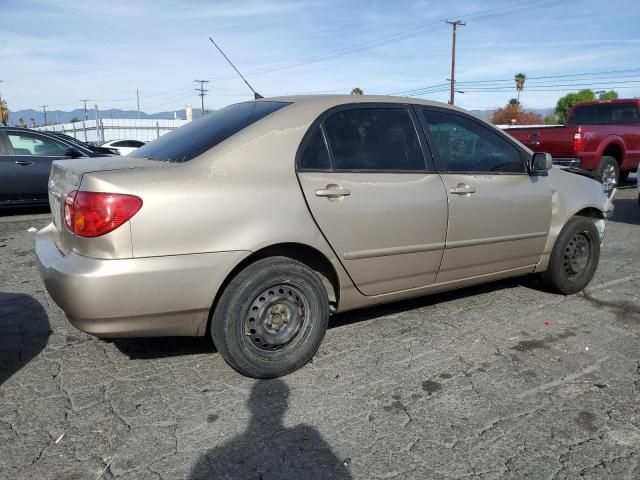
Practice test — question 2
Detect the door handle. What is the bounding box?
[14,160,33,166]
[449,183,476,195]
[528,141,541,147]
[315,186,351,198]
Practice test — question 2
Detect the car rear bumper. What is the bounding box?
[552,158,581,168]
[35,223,250,337]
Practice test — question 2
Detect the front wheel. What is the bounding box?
[212,257,329,378]
[540,216,600,295]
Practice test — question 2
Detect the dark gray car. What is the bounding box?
[0,127,112,207]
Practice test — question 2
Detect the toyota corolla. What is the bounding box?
[36,95,612,378]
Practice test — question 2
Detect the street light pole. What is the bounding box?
[446,20,465,106]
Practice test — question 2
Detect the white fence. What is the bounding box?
[36,118,191,143]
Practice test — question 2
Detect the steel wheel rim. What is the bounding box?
[243,284,307,352]
[563,232,591,279]
[601,164,617,192]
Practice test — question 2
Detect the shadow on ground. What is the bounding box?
[610,197,640,226]
[189,379,352,480]
[112,276,535,361]
[113,336,216,360]
[0,292,50,385]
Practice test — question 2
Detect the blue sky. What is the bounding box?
[2,0,639,113]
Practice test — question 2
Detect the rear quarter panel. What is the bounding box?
[81,101,355,299]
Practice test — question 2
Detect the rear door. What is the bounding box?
[417,107,552,283]
[5,130,71,203]
[297,104,449,296]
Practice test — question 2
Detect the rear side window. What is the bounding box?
[422,110,525,173]
[568,102,640,125]
[322,108,426,171]
[130,101,290,162]
[298,126,331,170]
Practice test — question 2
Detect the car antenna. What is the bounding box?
[208,36,263,100]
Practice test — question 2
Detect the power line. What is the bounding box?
[79,99,90,120]
[194,80,210,116]
[206,0,568,82]
[40,105,48,126]
[446,20,465,105]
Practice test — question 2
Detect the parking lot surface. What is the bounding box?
[1,186,639,479]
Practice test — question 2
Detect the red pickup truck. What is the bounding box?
[504,99,640,189]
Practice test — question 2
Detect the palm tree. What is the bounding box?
[0,99,8,126]
[514,73,526,103]
[350,87,364,95]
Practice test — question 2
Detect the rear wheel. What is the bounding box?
[594,156,619,192]
[540,216,600,295]
[212,257,329,378]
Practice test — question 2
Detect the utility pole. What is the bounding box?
[194,80,210,116]
[136,88,141,120]
[79,98,90,120]
[446,20,465,106]
[40,105,48,126]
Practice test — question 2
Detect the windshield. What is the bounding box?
[129,101,290,162]
[567,102,640,126]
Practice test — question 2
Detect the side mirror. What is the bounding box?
[65,147,82,159]
[530,152,552,175]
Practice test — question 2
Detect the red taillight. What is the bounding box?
[573,129,583,153]
[64,191,142,238]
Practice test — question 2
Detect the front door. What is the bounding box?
[417,107,552,283]
[297,105,449,296]
[5,130,70,203]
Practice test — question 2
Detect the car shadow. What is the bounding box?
[330,276,530,329]
[188,379,352,479]
[610,197,640,226]
[0,292,51,385]
[113,277,534,361]
[112,335,216,360]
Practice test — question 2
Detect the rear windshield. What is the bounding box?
[130,101,290,162]
[567,102,639,126]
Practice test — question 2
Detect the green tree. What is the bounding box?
[0,99,8,126]
[543,113,559,125]
[508,98,520,106]
[350,87,363,95]
[555,89,595,123]
[69,117,80,123]
[514,73,526,103]
[598,90,618,100]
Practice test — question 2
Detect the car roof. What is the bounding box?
[255,94,469,114]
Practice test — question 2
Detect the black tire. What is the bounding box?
[593,156,619,192]
[540,216,600,295]
[212,257,329,378]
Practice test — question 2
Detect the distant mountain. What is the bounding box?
[7,106,555,127]
[6,107,206,127]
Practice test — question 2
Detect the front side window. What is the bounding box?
[7,132,67,156]
[421,110,526,173]
[322,107,426,171]
[130,101,290,162]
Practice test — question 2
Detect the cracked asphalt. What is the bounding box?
[1,184,639,480]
